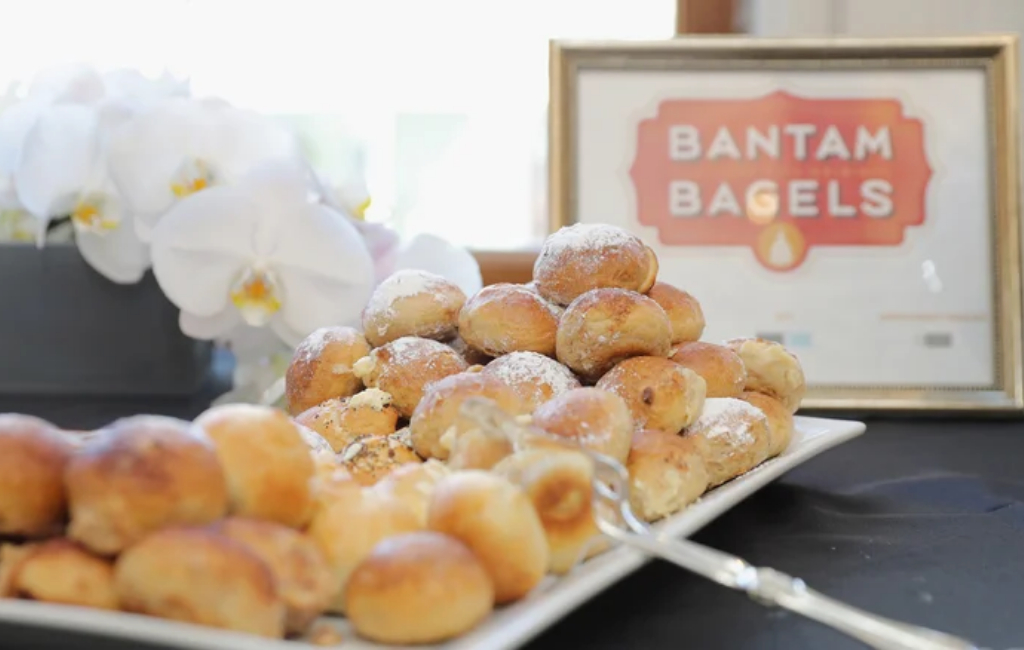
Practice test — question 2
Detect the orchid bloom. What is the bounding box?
[0,174,19,210]
[102,68,190,113]
[315,171,401,284]
[0,64,186,177]
[391,232,484,297]
[150,161,376,346]
[0,209,35,243]
[331,174,374,221]
[0,68,97,216]
[0,168,42,242]
[0,65,103,176]
[315,170,482,294]
[211,167,481,408]
[210,323,294,407]
[0,65,190,281]
[13,103,150,282]
[106,97,302,242]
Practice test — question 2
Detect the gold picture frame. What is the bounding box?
[549,35,1023,413]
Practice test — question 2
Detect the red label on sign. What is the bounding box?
[629,91,932,271]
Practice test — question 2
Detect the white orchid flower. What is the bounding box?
[27,63,107,104]
[106,97,302,242]
[0,81,22,112]
[0,173,19,209]
[102,68,190,112]
[150,161,376,346]
[211,323,293,407]
[0,65,189,281]
[13,102,150,282]
[0,64,108,177]
[0,96,53,177]
[18,63,187,112]
[314,171,401,284]
[391,233,483,297]
[0,209,36,242]
[313,170,481,294]
[356,218,402,284]
[0,174,41,242]
[0,64,189,183]
[330,174,373,221]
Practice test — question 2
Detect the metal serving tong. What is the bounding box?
[458,398,978,650]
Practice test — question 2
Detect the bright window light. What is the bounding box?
[0,0,675,249]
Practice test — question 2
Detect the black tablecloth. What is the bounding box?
[530,416,1024,650]
[2,373,1023,650]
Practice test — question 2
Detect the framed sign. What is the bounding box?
[549,36,1024,412]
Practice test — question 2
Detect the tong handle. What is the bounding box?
[606,528,976,650]
[750,567,977,650]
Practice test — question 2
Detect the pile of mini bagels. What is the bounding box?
[0,223,806,647]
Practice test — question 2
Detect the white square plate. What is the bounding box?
[0,416,865,650]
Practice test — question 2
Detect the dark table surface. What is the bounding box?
[2,372,1023,650]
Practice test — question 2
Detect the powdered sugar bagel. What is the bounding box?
[532,223,659,306]
[353,337,468,418]
[482,351,582,412]
[682,397,771,487]
[458,284,560,357]
[362,270,466,347]
[285,326,371,415]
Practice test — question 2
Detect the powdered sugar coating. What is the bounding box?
[286,326,369,415]
[294,326,358,364]
[532,387,633,463]
[458,284,561,357]
[367,336,469,417]
[383,336,446,365]
[684,397,770,487]
[689,398,761,446]
[486,352,578,393]
[534,224,656,306]
[362,270,465,346]
[483,352,581,410]
[535,224,637,277]
[374,337,466,382]
[366,270,447,314]
[544,223,637,255]
[555,288,673,380]
[522,282,566,317]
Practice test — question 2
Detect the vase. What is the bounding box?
[0,243,212,396]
